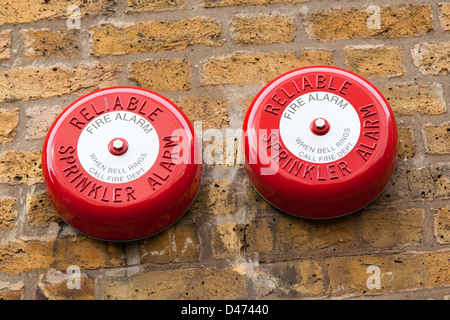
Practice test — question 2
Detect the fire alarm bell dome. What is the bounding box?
[42,87,202,240]
[243,66,397,218]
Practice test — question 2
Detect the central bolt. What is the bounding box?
[310,118,330,136]
[108,138,128,156]
[314,118,326,129]
[112,139,124,151]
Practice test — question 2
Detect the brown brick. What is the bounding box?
[343,45,405,78]
[0,63,120,103]
[278,215,354,251]
[406,165,449,199]
[0,0,115,25]
[190,179,237,216]
[433,206,450,244]
[25,105,63,140]
[52,236,126,271]
[243,179,274,213]
[398,126,415,159]
[0,108,19,144]
[307,4,433,41]
[0,30,11,60]
[22,29,79,59]
[26,192,60,226]
[206,179,236,215]
[36,269,94,300]
[0,239,54,274]
[377,164,449,203]
[0,150,42,185]
[0,236,125,274]
[411,42,450,75]
[0,282,24,300]
[244,218,274,254]
[438,2,450,31]
[257,260,324,298]
[359,208,424,248]
[327,250,450,296]
[231,14,296,45]
[380,82,446,115]
[201,0,303,7]
[0,196,18,230]
[177,97,229,130]
[211,222,245,258]
[246,215,355,261]
[423,122,450,154]
[140,225,200,263]
[102,267,247,299]
[125,0,186,12]
[90,17,222,56]
[129,58,191,91]
[201,50,334,86]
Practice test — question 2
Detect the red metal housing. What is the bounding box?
[243,66,398,218]
[42,87,202,240]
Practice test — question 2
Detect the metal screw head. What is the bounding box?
[315,118,326,129]
[112,139,124,150]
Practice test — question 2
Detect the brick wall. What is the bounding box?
[0,0,449,300]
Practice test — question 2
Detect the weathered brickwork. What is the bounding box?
[201,50,335,86]
[0,63,121,102]
[231,14,296,44]
[423,122,450,154]
[0,151,42,185]
[0,0,115,25]
[36,269,94,300]
[26,192,60,226]
[397,126,415,159]
[0,281,23,300]
[125,0,187,12]
[326,250,449,296]
[0,108,19,144]
[102,267,247,300]
[411,42,450,75]
[343,45,405,78]
[89,18,222,56]
[0,236,126,275]
[129,58,191,91]
[177,97,230,130]
[0,0,448,300]
[201,0,303,8]
[140,224,200,263]
[380,82,446,115]
[0,30,11,61]
[22,29,79,59]
[439,2,450,31]
[0,196,17,229]
[434,206,450,244]
[306,4,433,41]
[25,106,63,140]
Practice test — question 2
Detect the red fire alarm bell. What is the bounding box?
[243,66,398,218]
[42,87,202,240]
